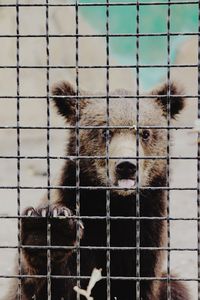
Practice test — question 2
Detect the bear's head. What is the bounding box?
[52,81,184,196]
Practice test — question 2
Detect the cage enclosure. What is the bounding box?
[0,0,199,299]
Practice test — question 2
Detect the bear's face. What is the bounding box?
[52,82,184,196]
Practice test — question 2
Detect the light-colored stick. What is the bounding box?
[73,268,102,300]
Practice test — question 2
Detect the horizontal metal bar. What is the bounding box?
[0,1,198,7]
[0,274,197,281]
[0,64,197,69]
[0,245,197,251]
[0,32,198,38]
[0,186,197,191]
[0,155,197,160]
[0,216,198,221]
[0,125,194,130]
[0,95,198,100]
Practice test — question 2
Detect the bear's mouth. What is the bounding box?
[117,179,136,189]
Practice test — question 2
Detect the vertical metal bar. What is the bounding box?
[16,1,21,299]
[75,0,81,298]
[198,0,200,297]
[167,1,171,299]
[46,1,51,299]
[106,0,111,299]
[136,1,140,299]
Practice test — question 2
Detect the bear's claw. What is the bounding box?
[22,204,84,247]
[24,205,72,218]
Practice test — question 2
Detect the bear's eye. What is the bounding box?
[141,129,150,141]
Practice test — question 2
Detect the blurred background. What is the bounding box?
[80,0,198,89]
[0,0,198,298]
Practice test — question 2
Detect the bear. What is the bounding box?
[6,81,190,300]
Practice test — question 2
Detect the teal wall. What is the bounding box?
[79,0,198,90]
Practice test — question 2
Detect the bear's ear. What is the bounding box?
[153,82,185,119]
[52,81,77,123]
[52,81,90,124]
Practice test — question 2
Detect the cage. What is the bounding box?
[0,0,199,299]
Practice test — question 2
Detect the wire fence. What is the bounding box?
[0,1,199,299]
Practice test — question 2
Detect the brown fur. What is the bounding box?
[5,81,190,300]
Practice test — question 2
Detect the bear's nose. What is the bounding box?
[116,160,136,178]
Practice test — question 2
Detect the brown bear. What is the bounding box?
[6,81,190,300]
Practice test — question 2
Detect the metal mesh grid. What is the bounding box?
[0,1,199,300]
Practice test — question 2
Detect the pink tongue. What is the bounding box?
[118,179,135,188]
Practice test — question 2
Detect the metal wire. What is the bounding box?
[0,245,198,250]
[45,0,52,299]
[75,0,81,297]
[16,1,21,299]
[0,215,198,220]
[105,0,111,298]
[0,63,198,68]
[0,274,197,281]
[198,1,200,298]
[0,186,198,190]
[1,155,198,161]
[166,1,171,298]
[0,32,198,37]
[0,1,198,6]
[0,1,198,300]
[136,2,140,299]
[0,94,198,99]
